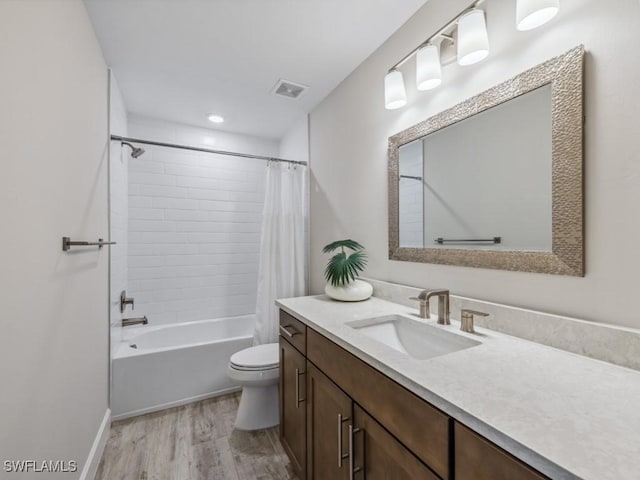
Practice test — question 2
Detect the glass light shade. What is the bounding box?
[384,70,407,110]
[457,9,490,66]
[416,44,442,91]
[516,0,559,31]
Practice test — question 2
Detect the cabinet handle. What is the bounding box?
[279,325,299,338]
[348,425,363,480]
[337,413,351,467]
[295,368,305,407]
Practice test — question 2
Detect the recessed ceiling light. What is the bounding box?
[208,114,224,123]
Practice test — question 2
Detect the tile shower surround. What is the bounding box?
[128,146,267,325]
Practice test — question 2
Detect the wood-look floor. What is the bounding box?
[96,393,298,480]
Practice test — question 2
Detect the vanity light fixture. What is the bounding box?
[457,9,490,66]
[207,114,225,123]
[384,70,408,110]
[416,44,442,91]
[383,0,559,110]
[516,0,560,31]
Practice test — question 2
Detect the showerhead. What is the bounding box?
[122,141,145,158]
[131,147,145,158]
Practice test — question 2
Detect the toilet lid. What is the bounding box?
[230,343,279,369]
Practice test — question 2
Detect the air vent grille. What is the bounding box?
[271,79,309,99]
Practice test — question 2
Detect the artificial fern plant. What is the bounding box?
[323,239,367,287]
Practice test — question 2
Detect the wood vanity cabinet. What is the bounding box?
[353,405,440,479]
[279,312,307,479]
[454,423,547,480]
[279,309,548,480]
[305,360,437,480]
[305,362,351,480]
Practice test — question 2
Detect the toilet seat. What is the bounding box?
[229,343,279,371]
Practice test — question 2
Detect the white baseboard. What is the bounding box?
[79,408,111,480]
[111,387,241,422]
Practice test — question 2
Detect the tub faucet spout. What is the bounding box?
[122,316,148,327]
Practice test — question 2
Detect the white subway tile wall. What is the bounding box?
[128,146,268,325]
[398,141,424,248]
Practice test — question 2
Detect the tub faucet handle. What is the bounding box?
[120,290,135,313]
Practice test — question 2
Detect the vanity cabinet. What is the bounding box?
[307,327,450,479]
[305,363,351,480]
[353,405,440,480]
[454,423,546,480]
[279,308,548,480]
[279,324,307,478]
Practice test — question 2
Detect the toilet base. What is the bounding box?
[234,383,279,431]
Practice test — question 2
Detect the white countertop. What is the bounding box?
[276,295,640,480]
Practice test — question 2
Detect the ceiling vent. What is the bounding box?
[271,79,309,100]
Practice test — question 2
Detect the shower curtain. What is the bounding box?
[254,161,307,345]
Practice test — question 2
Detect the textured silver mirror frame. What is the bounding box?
[388,45,584,276]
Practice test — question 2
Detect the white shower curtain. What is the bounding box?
[253,161,307,345]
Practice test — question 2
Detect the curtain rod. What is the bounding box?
[110,135,307,166]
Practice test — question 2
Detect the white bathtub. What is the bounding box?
[111,314,255,420]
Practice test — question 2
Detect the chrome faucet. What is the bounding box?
[122,316,148,327]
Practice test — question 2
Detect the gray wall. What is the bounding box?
[0,0,110,477]
[309,0,640,328]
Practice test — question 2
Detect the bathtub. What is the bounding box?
[111,314,255,420]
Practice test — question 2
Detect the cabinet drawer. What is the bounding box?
[455,423,547,480]
[279,310,306,354]
[307,328,451,480]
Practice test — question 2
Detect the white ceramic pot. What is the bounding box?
[325,279,373,302]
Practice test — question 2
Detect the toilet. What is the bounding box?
[227,343,280,430]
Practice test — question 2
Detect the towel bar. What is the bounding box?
[62,236,116,252]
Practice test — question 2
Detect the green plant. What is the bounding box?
[322,239,367,287]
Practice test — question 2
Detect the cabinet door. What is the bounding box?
[306,362,352,480]
[352,405,440,480]
[455,423,547,480]
[280,337,307,478]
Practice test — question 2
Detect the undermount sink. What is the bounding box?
[347,315,480,360]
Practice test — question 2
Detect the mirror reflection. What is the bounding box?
[398,84,552,251]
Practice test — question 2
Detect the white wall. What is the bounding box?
[279,115,311,293]
[279,114,310,162]
[0,0,110,477]
[127,118,278,325]
[109,73,128,367]
[129,114,279,157]
[309,0,640,328]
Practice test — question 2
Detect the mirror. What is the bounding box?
[389,46,584,276]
